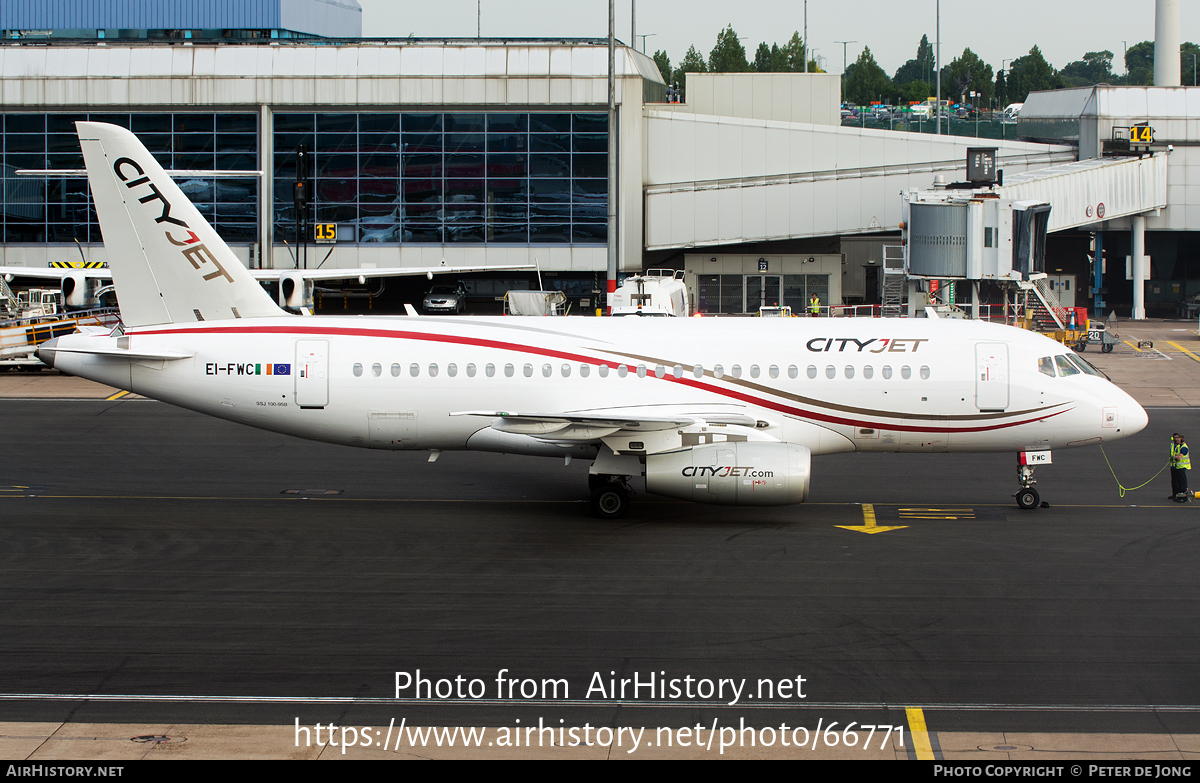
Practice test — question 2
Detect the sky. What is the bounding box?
[358,0,1199,77]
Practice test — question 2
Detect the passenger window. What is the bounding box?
[769,365,779,379]
[673,364,683,378]
[598,364,609,378]
[580,364,590,377]
[409,363,420,377]
[806,365,816,379]
[788,365,799,379]
[713,364,724,379]
[504,363,514,377]
[901,365,911,379]
[919,366,930,380]
[636,364,647,378]
[617,364,629,378]
[486,363,496,377]
[1038,356,1055,377]
[882,366,893,379]
[447,363,457,377]
[561,364,571,377]
[750,365,760,379]
[353,363,363,377]
[731,365,742,378]
[655,365,666,378]
[428,363,439,377]
[1055,355,1080,376]
[523,364,533,378]
[466,363,477,377]
[863,365,874,379]
[825,365,835,379]
[372,363,382,377]
[391,363,401,377]
[542,363,552,378]
[844,366,854,379]
[693,365,704,379]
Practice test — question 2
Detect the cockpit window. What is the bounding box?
[1054,355,1080,377]
[1038,356,1055,377]
[1066,353,1103,377]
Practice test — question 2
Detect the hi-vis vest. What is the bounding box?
[809,296,820,313]
[1172,441,1191,470]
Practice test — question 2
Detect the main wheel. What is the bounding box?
[591,484,630,519]
[1016,488,1040,510]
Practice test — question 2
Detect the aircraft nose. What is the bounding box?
[36,337,58,369]
[1126,397,1149,435]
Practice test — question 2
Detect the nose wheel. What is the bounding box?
[1015,487,1041,510]
[1015,461,1042,510]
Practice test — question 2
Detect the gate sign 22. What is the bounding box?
[313,223,338,244]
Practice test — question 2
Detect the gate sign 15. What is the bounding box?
[313,223,338,244]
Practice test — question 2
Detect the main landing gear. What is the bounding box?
[1015,462,1041,510]
[589,474,634,519]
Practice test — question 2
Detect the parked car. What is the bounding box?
[422,282,468,314]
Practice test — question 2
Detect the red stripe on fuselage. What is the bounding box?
[132,323,1072,435]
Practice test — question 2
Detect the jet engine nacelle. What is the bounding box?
[279,273,314,310]
[645,442,811,506]
[60,271,90,308]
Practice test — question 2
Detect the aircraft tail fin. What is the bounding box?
[76,122,284,327]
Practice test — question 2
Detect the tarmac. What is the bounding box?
[2,316,1199,761]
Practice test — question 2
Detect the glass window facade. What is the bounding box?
[273,112,607,245]
[697,274,829,314]
[1,113,259,244]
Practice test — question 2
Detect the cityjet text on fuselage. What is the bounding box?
[805,338,929,353]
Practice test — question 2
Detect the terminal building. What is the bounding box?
[0,0,1196,316]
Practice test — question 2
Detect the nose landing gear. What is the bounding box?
[1015,462,1041,509]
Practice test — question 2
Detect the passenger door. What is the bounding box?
[975,342,1009,411]
[295,340,329,409]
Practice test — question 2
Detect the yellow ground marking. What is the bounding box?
[1167,341,1200,364]
[835,503,908,534]
[898,507,976,520]
[905,707,936,760]
[1123,340,1143,352]
[105,390,129,400]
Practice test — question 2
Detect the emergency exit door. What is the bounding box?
[975,342,1009,410]
[295,339,329,408]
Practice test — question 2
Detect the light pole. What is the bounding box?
[636,33,655,54]
[935,0,941,135]
[835,40,857,102]
[1185,48,1197,86]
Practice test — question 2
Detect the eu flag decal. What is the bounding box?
[273,364,291,376]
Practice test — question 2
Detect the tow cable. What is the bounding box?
[1100,445,1170,498]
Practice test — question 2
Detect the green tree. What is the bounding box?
[940,47,993,106]
[893,34,936,88]
[994,69,1007,107]
[904,79,933,105]
[671,45,708,99]
[844,46,892,106]
[1060,50,1113,87]
[1182,42,1200,86]
[781,31,812,72]
[652,49,672,84]
[1007,45,1059,102]
[708,24,751,73]
[1124,41,1153,85]
[753,42,772,72]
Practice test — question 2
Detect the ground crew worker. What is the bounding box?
[809,293,820,317]
[1170,432,1191,502]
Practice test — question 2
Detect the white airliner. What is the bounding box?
[39,123,1148,517]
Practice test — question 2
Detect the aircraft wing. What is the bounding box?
[250,264,534,283]
[451,409,761,441]
[1,266,112,280]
